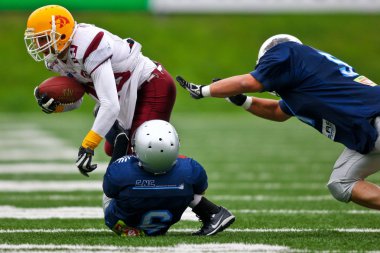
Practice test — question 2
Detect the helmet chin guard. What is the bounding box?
[132,120,180,174]
[257,34,302,64]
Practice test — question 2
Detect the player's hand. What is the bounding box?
[226,94,253,110]
[34,87,60,114]
[76,146,97,177]
[176,76,204,99]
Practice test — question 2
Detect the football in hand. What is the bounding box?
[38,76,85,104]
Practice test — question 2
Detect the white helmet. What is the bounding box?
[132,120,180,174]
[257,34,302,64]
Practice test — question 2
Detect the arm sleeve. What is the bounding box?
[89,60,120,138]
[278,100,293,116]
[190,159,208,194]
[250,44,294,92]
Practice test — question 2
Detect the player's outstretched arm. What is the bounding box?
[176,74,263,99]
[227,94,291,122]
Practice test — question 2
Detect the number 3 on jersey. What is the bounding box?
[318,51,358,77]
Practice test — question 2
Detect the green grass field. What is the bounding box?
[0,112,380,252]
[1,11,380,252]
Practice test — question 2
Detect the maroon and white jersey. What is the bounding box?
[45,23,157,137]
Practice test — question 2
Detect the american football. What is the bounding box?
[38,76,85,104]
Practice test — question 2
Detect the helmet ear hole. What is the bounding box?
[61,34,66,40]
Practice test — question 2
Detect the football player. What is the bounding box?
[24,5,176,176]
[177,34,380,210]
[103,120,235,236]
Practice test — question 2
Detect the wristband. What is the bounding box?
[242,96,253,110]
[202,85,211,97]
[82,130,103,150]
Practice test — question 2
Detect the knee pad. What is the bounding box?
[327,180,355,203]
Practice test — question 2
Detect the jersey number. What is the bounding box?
[318,51,358,77]
[139,210,173,235]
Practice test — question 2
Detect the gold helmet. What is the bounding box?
[24,5,76,62]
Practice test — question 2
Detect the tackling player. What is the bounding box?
[103,120,235,236]
[177,34,380,211]
[24,5,176,176]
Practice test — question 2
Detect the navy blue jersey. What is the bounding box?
[251,42,380,154]
[103,155,208,235]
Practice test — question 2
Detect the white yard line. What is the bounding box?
[1,228,380,233]
[0,180,327,191]
[0,206,378,220]
[0,124,76,161]
[0,194,333,202]
[0,243,290,253]
[0,163,107,174]
[0,181,102,192]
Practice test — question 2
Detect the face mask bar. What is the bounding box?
[24,15,60,62]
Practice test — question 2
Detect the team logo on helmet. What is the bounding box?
[50,15,70,28]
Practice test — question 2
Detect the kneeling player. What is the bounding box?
[102,120,235,236]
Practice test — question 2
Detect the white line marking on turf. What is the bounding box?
[234,209,380,214]
[0,124,77,161]
[0,206,378,220]
[212,195,333,201]
[0,163,107,174]
[0,181,102,192]
[0,180,327,191]
[0,243,290,253]
[1,228,380,233]
[0,193,334,202]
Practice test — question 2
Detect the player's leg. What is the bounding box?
[103,194,144,236]
[103,64,176,156]
[190,194,235,236]
[109,132,129,165]
[351,180,380,209]
[327,118,380,210]
[128,65,176,150]
[351,117,380,209]
[104,121,124,156]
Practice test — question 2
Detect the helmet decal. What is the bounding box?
[51,15,71,29]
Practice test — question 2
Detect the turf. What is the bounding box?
[1,113,380,252]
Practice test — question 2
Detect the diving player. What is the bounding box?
[177,34,380,210]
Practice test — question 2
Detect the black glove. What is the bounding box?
[34,87,60,114]
[176,76,205,99]
[226,94,248,106]
[76,146,97,177]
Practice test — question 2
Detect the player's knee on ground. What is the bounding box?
[327,180,356,203]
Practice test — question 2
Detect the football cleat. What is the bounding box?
[193,206,235,236]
